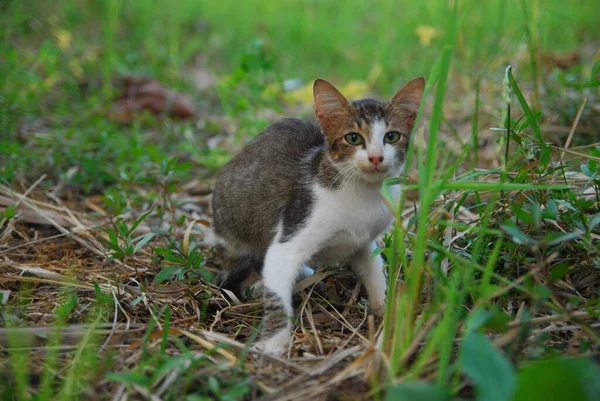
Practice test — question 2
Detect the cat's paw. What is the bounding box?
[370,300,387,318]
[252,330,291,357]
[238,276,265,300]
[245,279,265,299]
[252,341,284,357]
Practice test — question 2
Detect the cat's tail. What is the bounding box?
[214,252,263,295]
[187,223,250,290]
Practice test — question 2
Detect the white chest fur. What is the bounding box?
[301,181,398,265]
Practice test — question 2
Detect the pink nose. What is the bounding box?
[368,156,384,166]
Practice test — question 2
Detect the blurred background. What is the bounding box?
[1,0,599,189]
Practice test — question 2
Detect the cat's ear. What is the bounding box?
[391,77,425,131]
[313,79,353,134]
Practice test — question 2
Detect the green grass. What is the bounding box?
[1,0,600,399]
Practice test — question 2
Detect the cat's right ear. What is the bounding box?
[390,77,426,132]
[313,79,352,134]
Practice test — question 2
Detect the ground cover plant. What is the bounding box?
[1,0,599,400]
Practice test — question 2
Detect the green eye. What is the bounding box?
[384,131,401,144]
[344,132,364,146]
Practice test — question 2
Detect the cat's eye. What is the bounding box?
[344,133,364,146]
[384,131,401,144]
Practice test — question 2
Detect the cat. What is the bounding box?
[211,76,425,356]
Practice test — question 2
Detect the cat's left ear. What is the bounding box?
[391,77,426,131]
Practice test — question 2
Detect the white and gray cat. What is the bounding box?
[211,77,425,355]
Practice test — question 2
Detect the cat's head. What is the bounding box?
[313,77,425,184]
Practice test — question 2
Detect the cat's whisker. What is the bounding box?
[347,167,360,191]
[353,168,361,190]
[327,168,345,190]
[335,164,355,186]
[327,162,354,190]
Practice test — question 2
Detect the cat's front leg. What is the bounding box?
[253,242,304,356]
[350,241,387,317]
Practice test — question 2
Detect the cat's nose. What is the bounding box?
[368,156,384,166]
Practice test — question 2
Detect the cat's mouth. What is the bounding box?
[362,165,389,175]
[355,163,392,181]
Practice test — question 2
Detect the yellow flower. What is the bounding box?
[416,25,438,47]
[340,80,370,100]
[44,74,58,89]
[282,82,313,105]
[261,81,282,99]
[367,64,382,86]
[54,28,72,51]
[69,59,83,79]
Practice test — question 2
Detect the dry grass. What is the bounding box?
[1,95,599,399]
[0,176,389,399]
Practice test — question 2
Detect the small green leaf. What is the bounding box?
[512,357,600,401]
[581,164,594,177]
[465,307,511,335]
[128,209,154,237]
[134,233,155,254]
[186,396,212,401]
[208,376,220,396]
[555,199,577,212]
[546,199,558,218]
[465,307,492,335]
[551,263,570,281]
[187,249,204,268]
[106,371,150,387]
[154,355,193,378]
[512,205,533,225]
[153,266,177,284]
[508,70,544,146]
[589,213,600,230]
[117,219,129,237]
[165,253,186,263]
[103,239,122,252]
[94,281,102,299]
[4,204,17,219]
[371,247,384,260]
[222,381,250,401]
[111,251,125,259]
[478,283,502,300]
[546,231,581,246]
[100,227,119,248]
[501,224,533,245]
[460,332,516,401]
[198,268,214,281]
[154,247,173,257]
[532,285,552,302]
[55,292,78,320]
[386,381,451,401]
[131,295,144,306]
[483,309,511,332]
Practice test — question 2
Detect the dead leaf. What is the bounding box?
[110,75,197,123]
[541,51,581,71]
[13,265,69,281]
